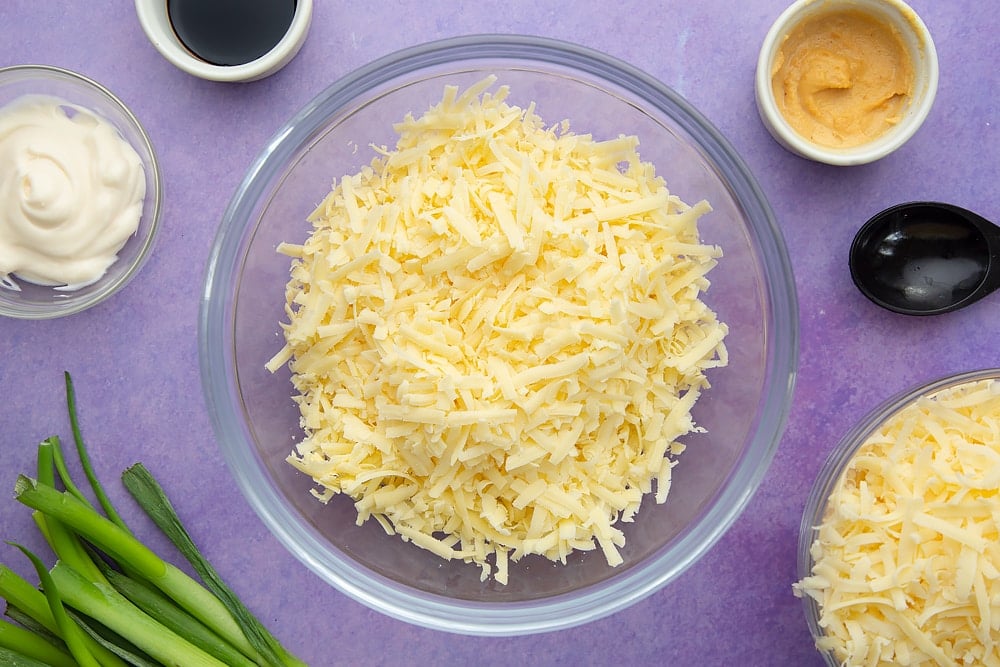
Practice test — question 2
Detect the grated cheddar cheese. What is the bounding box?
[267,77,728,583]
[795,378,1000,666]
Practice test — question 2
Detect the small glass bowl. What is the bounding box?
[798,368,1000,665]
[755,0,938,166]
[200,35,799,635]
[0,65,162,319]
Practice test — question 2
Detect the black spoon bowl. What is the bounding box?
[849,202,1000,316]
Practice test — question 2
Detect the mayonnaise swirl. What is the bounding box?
[0,95,145,288]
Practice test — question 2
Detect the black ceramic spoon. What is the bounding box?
[849,202,1000,315]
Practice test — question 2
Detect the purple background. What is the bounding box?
[2,1,998,665]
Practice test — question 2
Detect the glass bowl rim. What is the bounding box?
[200,33,799,635]
[797,367,1000,664]
[0,63,163,320]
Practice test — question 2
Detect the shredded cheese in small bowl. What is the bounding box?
[795,369,1000,666]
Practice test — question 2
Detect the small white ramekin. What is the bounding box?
[133,0,313,83]
[755,0,938,166]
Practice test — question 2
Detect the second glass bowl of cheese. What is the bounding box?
[796,368,1000,665]
[201,35,798,635]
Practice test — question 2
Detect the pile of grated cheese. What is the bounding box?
[795,378,1000,666]
[267,77,728,584]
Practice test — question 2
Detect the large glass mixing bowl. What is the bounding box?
[200,35,798,636]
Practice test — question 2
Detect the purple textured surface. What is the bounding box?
[2,1,998,665]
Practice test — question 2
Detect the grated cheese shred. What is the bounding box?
[268,77,728,583]
[795,378,1000,666]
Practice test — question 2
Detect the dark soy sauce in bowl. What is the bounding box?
[168,0,297,66]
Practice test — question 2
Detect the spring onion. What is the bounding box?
[9,543,99,667]
[123,464,306,667]
[0,618,76,667]
[0,373,305,666]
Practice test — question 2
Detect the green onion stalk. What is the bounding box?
[0,372,307,666]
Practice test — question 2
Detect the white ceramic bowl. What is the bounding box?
[756,0,938,166]
[133,0,313,82]
[0,65,162,320]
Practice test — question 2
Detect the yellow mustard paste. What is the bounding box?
[771,8,915,148]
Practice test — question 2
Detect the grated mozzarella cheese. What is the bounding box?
[268,77,728,583]
[795,379,1000,666]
